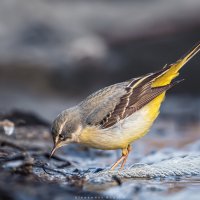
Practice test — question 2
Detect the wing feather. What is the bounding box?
[99,72,181,129]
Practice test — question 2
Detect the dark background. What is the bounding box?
[0,1,200,199]
[0,0,200,122]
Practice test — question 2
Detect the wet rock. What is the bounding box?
[94,168,104,173]
[0,112,200,200]
[0,172,106,200]
[112,175,122,186]
[0,110,49,126]
[87,153,200,183]
[0,119,15,135]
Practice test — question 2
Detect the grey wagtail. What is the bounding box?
[50,43,200,170]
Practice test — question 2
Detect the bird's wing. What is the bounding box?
[81,69,181,129]
[80,81,129,125]
[100,77,181,129]
[82,70,180,128]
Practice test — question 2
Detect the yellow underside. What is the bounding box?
[129,92,166,140]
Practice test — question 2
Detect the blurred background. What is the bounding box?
[0,0,200,122]
[0,1,200,199]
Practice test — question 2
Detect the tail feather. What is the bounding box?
[152,42,200,87]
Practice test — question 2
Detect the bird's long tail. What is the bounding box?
[152,42,200,87]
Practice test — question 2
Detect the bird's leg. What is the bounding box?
[110,147,130,170]
[120,145,132,170]
[110,155,126,170]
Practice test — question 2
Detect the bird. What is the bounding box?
[50,43,200,170]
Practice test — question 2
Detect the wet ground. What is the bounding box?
[0,97,200,200]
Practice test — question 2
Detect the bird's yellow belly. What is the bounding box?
[79,93,166,150]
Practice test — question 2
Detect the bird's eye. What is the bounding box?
[59,134,65,141]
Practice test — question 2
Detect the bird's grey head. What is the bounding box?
[50,107,82,157]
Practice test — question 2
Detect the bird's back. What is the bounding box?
[79,81,129,125]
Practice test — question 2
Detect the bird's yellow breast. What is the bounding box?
[79,93,166,150]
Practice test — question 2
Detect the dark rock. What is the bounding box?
[0,110,49,127]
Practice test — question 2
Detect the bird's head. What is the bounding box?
[50,107,82,157]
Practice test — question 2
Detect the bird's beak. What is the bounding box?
[49,141,66,158]
[49,140,70,158]
[50,145,58,158]
[50,140,61,158]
